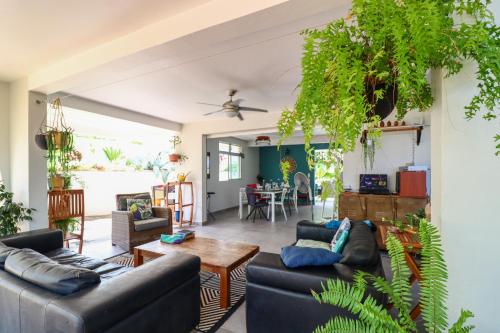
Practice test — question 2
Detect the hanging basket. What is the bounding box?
[169,154,181,162]
[365,82,398,121]
[35,133,48,150]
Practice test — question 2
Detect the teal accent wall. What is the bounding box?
[258,143,328,191]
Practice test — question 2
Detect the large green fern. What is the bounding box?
[313,219,475,333]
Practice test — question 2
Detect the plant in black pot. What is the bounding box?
[0,184,34,237]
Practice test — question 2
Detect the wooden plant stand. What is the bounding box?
[166,181,194,227]
[48,189,85,253]
[379,224,422,320]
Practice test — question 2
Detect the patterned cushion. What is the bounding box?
[117,193,151,211]
[126,198,153,221]
[295,239,331,251]
[331,217,351,253]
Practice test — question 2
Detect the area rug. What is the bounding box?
[106,254,246,333]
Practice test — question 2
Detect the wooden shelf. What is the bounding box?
[361,125,424,145]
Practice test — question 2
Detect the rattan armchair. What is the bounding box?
[111,192,173,253]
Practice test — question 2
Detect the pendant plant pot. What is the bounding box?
[35,134,48,150]
[50,175,65,190]
[48,131,70,149]
[365,82,398,121]
[169,154,180,162]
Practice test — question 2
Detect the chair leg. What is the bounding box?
[282,205,287,222]
[246,207,255,220]
[252,208,257,223]
[267,204,270,219]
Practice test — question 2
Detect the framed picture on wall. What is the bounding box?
[207,152,211,179]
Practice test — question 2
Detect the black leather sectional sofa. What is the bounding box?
[0,229,200,333]
[246,220,387,333]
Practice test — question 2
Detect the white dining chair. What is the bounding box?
[268,188,288,222]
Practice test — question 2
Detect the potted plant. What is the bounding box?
[53,217,79,236]
[278,0,500,206]
[313,219,475,332]
[0,184,34,237]
[169,136,183,162]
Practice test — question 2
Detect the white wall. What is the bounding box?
[343,111,431,193]
[74,171,162,216]
[206,137,259,212]
[0,82,9,187]
[432,63,500,331]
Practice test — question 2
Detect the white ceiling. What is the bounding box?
[0,0,211,81]
[49,0,351,124]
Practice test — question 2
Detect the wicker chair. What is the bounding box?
[112,192,173,253]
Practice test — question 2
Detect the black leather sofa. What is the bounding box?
[246,220,387,333]
[0,229,200,333]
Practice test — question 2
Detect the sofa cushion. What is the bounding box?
[44,247,132,279]
[117,193,151,211]
[295,239,331,251]
[340,221,379,267]
[281,246,343,268]
[4,248,101,295]
[0,241,17,269]
[247,251,384,295]
[134,217,168,232]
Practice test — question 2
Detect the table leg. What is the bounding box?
[404,250,422,320]
[133,249,143,267]
[239,191,243,219]
[271,193,275,223]
[220,269,230,309]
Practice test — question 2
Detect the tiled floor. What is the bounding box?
[78,205,318,333]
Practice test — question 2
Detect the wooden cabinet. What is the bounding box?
[339,192,427,223]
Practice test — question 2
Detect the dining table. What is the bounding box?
[239,187,285,223]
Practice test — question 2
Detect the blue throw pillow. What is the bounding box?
[281,246,343,268]
[324,220,341,230]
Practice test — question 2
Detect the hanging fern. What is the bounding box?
[313,219,475,333]
[278,0,500,202]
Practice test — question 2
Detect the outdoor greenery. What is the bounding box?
[0,184,34,237]
[102,147,123,163]
[278,0,500,199]
[313,219,475,333]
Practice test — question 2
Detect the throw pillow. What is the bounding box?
[127,198,153,221]
[331,217,351,252]
[324,219,342,230]
[281,246,343,268]
[295,239,331,251]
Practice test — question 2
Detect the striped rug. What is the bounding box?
[106,254,246,333]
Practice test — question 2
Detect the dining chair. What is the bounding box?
[245,187,269,222]
[267,188,289,222]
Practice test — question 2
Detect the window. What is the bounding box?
[219,142,241,181]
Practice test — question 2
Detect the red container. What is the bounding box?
[399,171,427,198]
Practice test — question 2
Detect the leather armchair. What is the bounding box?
[112,192,173,252]
[0,229,200,333]
[246,220,386,333]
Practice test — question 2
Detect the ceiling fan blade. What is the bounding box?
[203,109,224,116]
[238,106,269,112]
[232,98,244,106]
[197,102,222,107]
[237,112,244,121]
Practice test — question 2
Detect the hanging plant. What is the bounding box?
[278,0,500,201]
[45,98,77,190]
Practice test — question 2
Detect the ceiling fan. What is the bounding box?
[198,89,268,121]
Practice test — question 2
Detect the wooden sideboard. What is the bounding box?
[339,192,427,223]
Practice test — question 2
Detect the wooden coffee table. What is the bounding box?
[379,224,422,320]
[133,237,259,308]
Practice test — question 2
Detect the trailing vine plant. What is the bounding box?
[278,0,500,196]
[313,219,475,333]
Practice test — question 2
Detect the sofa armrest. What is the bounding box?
[296,220,336,243]
[112,210,134,232]
[0,229,63,253]
[45,252,200,333]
